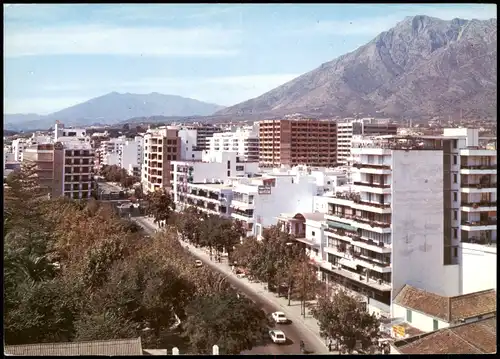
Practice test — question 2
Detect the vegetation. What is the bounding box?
[146,189,176,225]
[3,166,268,354]
[99,164,140,189]
[311,288,381,354]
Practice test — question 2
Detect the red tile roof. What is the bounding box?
[394,285,496,322]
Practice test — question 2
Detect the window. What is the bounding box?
[453,155,457,165]
[453,228,458,239]
[227,170,230,177]
[433,319,438,331]
[236,165,244,171]
[453,192,458,201]
[312,231,316,236]
[453,211,458,220]
[452,140,457,149]
[227,160,231,169]
[406,309,412,323]
[453,247,458,257]
[453,173,458,183]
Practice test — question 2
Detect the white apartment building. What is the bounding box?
[54,122,87,142]
[177,128,203,161]
[12,138,27,162]
[229,167,340,237]
[336,119,398,165]
[171,151,259,217]
[208,128,259,162]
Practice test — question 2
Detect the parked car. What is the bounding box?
[271,311,289,324]
[194,260,203,267]
[269,329,287,344]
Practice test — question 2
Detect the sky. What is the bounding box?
[4,3,497,115]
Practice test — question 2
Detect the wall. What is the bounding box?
[178,129,200,160]
[459,243,497,294]
[391,150,460,298]
[313,195,329,213]
[391,303,449,333]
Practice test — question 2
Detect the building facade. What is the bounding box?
[258,119,337,168]
[208,128,259,162]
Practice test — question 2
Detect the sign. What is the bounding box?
[392,325,405,338]
[258,185,272,195]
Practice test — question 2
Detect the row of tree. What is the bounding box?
[143,190,383,354]
[4,165,273,354]
[99,164,140,189]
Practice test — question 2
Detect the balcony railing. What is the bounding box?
[352,137,443,150]
[461,201,497,208]
[462,236,496,245]
[460,165,497,170]
[358,200,391,209]
[352,163,391,170]
[461,219,497,226]
[351,234,387,248]
[329,213,391,228]
[334,191,361,201]
[353,181,391,189]
[461,183,497,189]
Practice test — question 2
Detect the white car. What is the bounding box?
[269,329,287,344]
[194,260,203,267]
[271,311,288,324]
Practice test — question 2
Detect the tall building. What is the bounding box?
[23,141,94,199]
[336,119,398,165]
[183,124,223,151]
[258,119,337,168]
[208,127,259,162]
[141,127,180,193]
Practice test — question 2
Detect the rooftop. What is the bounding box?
[394,317,496,354]
[5,337,143,356]
[394,285,496,322]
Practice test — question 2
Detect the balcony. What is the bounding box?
[351,235,392,254]
[353,181,391,194]
[460,183,497,193]
[231,211,254,222]
[460,165,497,175]
[352,162,391,173]
[461,219,497,231]
[325,265,392,292]
[461,201,497,212]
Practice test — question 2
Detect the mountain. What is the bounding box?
[4,92,224,130]
[216,15,497,119]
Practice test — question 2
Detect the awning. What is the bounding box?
[327,220,357,232]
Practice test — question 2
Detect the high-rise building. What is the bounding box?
[258,119,337,168]
[336,119,398,165]
[208,127,259,162]
[141,127,180,193]
[23,141,95,199]
[182,124,223,151]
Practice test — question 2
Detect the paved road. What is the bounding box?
[133,217,319,355]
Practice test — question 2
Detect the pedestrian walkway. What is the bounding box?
[136,216,337,354]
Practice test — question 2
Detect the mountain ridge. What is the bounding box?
[4,92,224,131]
[216,15,497,119]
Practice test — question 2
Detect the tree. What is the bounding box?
[182,293,272,354]
[311,289,381,354]
[146,189,176,225]
[290,258,320,316]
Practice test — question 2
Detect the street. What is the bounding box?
[133,216,325,355]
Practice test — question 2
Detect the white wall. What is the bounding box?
[391,303,449,333]
[313,195,329,213]
[460,243,497,294]
[178,129,201,161]
[391,150,460,298]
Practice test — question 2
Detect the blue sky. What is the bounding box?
[4,3,497,115]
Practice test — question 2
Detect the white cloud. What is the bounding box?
[4,24,240,57]
[299,4,497,36]
[5,96,88,115]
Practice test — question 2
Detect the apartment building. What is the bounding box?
[171,151,258,217]
[23,141,94,199]
[229,168,338,237]
[101,136,144,171]
[336,119,398,165]
[12,138,27,162]
[141,127,180,193]
[182,124,223,151]
[54,121,87,142]
[208,127,259,162]
[258,119,337,168]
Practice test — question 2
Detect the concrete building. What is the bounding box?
[54,121,87,142]
[141,127,181,193]
[12,138,27,162]
[22,141,95,199]
[182,124,223,151]
[171,151,259,217]
[177,128,203,161]
[229,167,338,237]
[208,128,259,162]
[460,243,496,294]
[336,119,398,165]
[258,119,337,168]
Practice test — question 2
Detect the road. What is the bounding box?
[133,216,322,355]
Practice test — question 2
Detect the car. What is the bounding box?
[269,329,287,344]
[194,260,203,267]
[271,311,289,324]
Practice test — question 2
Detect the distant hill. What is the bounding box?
[217,15,497,119]
[4,92,224,131]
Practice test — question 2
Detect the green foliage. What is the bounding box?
[146,189,176,224]
[182,292,272,354]
[99,164,139,189]
[311,289,381,353]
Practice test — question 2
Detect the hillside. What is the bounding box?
[5,92,224,131]
[216,15,497,119]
